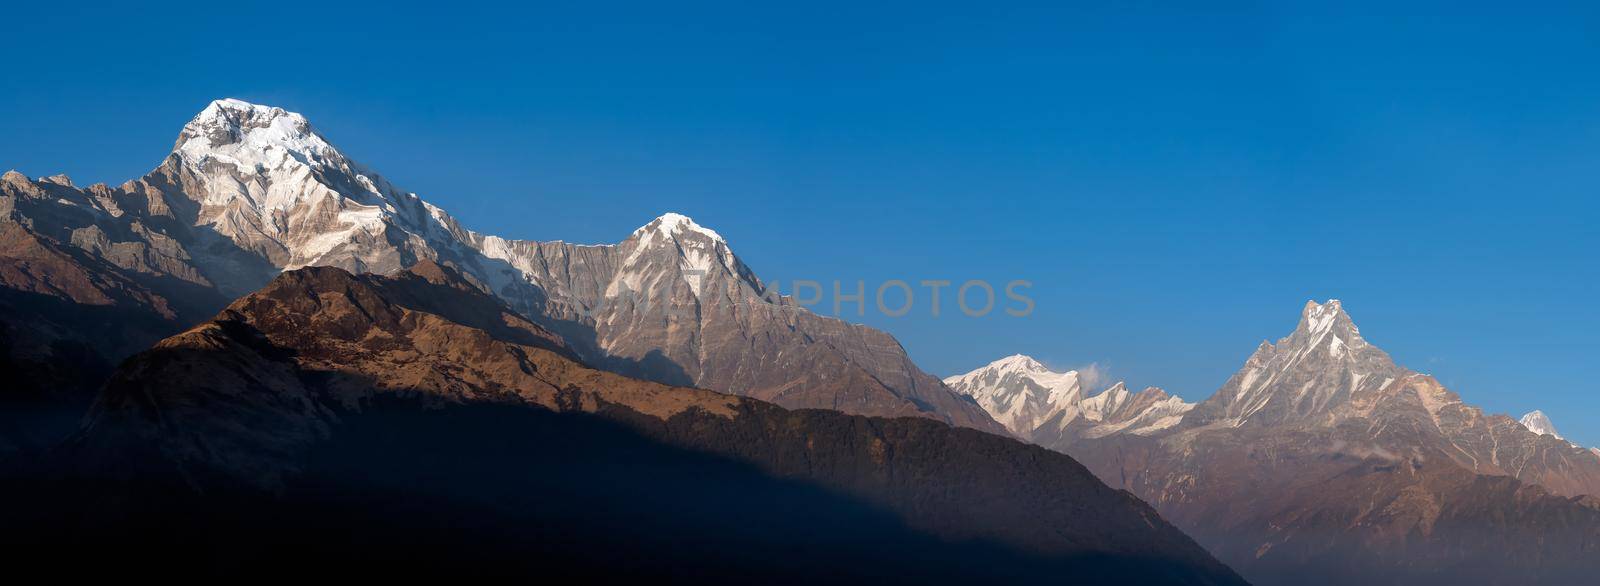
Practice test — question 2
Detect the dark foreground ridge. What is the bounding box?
[2,263,1246,585]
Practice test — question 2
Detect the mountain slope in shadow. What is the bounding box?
[8,262,1245,584]
[0,220,227,455]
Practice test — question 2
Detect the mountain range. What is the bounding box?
[0,99,1252,582]
[954,300,1600,585]
[945,354,1195,442]
[8,97,1600,584]
[0,98,999,439]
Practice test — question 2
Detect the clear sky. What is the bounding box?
[5,2,1598,444]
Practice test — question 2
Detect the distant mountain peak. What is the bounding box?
[1269,299,1370,365]
[149,98,435,275]
[986,353,1051,372]
[187,98,303,131]
[947,354,1195,441]
[631,212,726,244]
[40,173,75,187]
[960,354,1081,402]
[1188,299,1402,427]
[1520,410,1564,440]
[176,99,336,166]
[612,212,753,300]
[1299,299,1361,339]
[943,354,1081,436]
[1302,298,1341,324]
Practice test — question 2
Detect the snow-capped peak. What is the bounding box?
[990,353,1047,372]
[1287,299,1370,361]
[944,354,1083,437]
[190,98,304,127]
[1190,298,1402,428]
[632,212,726,244]
[174,98,343,174]
[1519,410,1564,440]
[156,99,432,273]
[947,354,1197,441]
[948,354,1075,394]
[1301,299,1351,336]
[612,212,753,300]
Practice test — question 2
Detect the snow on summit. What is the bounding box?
[618,212,745,299]
[154,98,436,272]
[632,212,726,243]
[176,98,342,172]
[945,354,1195,440]
[1519,410,1564,440]
[944,354,1085,437]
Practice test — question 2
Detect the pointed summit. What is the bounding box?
[1519,410,1564,439]
[1302,298,1340,323]
[1298,299,1362,339]
[1190,299,1403,427]
[144,98,437,279]
[613,212,761,299]
[631,212,726,244]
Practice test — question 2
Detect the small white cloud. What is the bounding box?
[1073,362,1113,392]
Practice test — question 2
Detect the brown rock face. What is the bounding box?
[48,263,1243,584]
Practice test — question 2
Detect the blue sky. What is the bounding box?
[5,2,1598,443]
